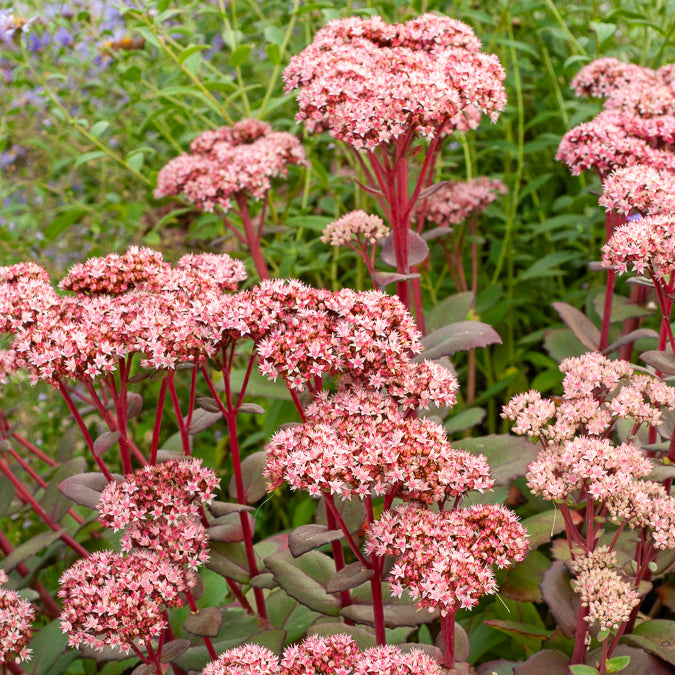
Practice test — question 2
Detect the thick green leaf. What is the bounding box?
[326,561,374,593]
[183,607,222,638]
[229,44,252,66]
[40,457,86,521]
[419,321,502,360]
[314,496,366,534]
[426,292,475,331]
[265,550,340,615]
[58,472,118,510]
[289,524,344,558]
[453,434,538,486]
[228,451,267,504]
[626,620,675,665]
[521,509,576,549]
[551,302,600,351]
[206,542,254,583]
[445,407,486,434]
[592,292,652,324]
[1,530,65,572]
[28,619,73,675]
[501,550,551,603]
[568,666,598,675]
[340,602,439,627]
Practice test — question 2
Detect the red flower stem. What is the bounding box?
[226,576,255,614]
[559,503,585,548]
[441,607,458,668]
[286,386,307,422]
[150,378,169,465]
[11,432,56,466]
[369,552,386,646]
[0,529,60,618]
[403,133,442,222]
[322,492,370,568]
[353,151,392,221]
[324,507,352,612]
[652,277,675,354]
[3,445,84,525]
[235,194,270,280]
[571,601,590,664]
[130,641,151,664]
[0,455,89,557]
[383,484,399,512]
[233,352,257,413]
[57,382,113,481]
[185,589,218,659]
[167,372,191,456]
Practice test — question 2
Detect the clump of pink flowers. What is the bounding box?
[570,57,659,99]
[284,14,506,150]
[155,119,306,213]
[599,165,675,216]
[59,549,191,653]
[201,636,445,675]
[366,502,528,614]
[0,569,35,665]
[417,176,507,227]
[321,211,390,248]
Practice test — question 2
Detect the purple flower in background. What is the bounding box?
[0,9,38,44]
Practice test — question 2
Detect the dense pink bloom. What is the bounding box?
[0,349,16,393]
[202,644,281,675]
[384,359,458,410]
[59,247,169,295]
[556,110,675,176]
[98,458,218,530]
[602,214,675,280]
[366,502,528,614]
[0,261,49,284]
[571,547,640,633]
[280,634,359,674]
[0,573,35,664]
[321,210,390,247]
[354,646,444,674]
[600,165,675,216]
[503,354,675,444]
[416,176,507,227]
[570,58,658,99]
[284,14,506,149]
[0,268,59,335]
[176,252,247,292]
[58,550,190,653]
[155,119,306,213]
[604,83,675,118]
[266,386,492,502]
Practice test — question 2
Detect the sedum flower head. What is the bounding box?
[202,644,281,675]
[284,14,506,150]
[570,57,658,99]
[266,386,492,502]
[58,550,190,653]
[599,165,675,216]
[354,646,444,674]
[280,633,359,674]
[155,119,306,213]
[366,502,528,614]
[416,176,507,227]
[0,573,35,664]
[571,547,640,633]
[98,458,218,530]
[321,210,390,247]
[602,213,675,280]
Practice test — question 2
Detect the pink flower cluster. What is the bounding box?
[504,354,675,548]
[366,502,528,613]
[0,569,35,664]
[155,119,306,213]
[602,214,675,280]
[570,57,660,100]
[59,549,190,653]
[98,458,218,570]
[202,635,444,675]
[265,385,488,503]
[502,353,675,443]
[599,166,675,216]
[284,14,506,149]
[321,211,390,247]
[4,249,246,382]
[416,176,507,227]
[0,349,16,393]
[570,547,640,633]
[556,110,675,176]
[0,263,58,334]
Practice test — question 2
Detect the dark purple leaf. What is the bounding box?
[265,550,340,616]
[475,660,519,675]
[640,350,675,376]
[314,497,366,534]
[589,645,674,675]
[40,457,86,521]
[603,328,659,355]
[540,560,577,638]
[160,638,192,661]
[93,430,120,457]
[501,550,551,603]
[418,321,502,360]
[208,501,254,517]
[128,371,152,383]
[155,449,184,463]
[237,402,266,415]
[289,524,344,558]
[206,542,253,583]
[372,271,421,288]
[187,408,223,434]
[421,226,453,241]
[341,603,439,627]
[250,572,276,589]
[228,451,267,504]
[544,328,588,361]
[131,665,154,675]
[627,276,654,287]
[126,393,143,418]
[207,513,254,543]
[183,609,222,638]
[58,471,120,509]
[196,396,221,413]
[326,562,373,593]
[512,649,571,674]
[380,230,429,268]
[452,434,538,486]
[551,301,600,351]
